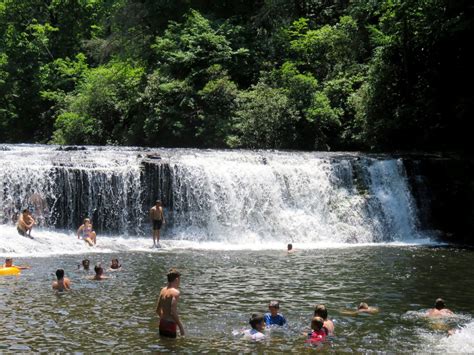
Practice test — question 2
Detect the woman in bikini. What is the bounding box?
[77,218,97,246]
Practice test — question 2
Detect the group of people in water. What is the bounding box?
[152,267,456,343]
[50,258,122,291]
[15,200,166,248]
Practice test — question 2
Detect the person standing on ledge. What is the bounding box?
[156,268,185,338]
[149,200,165,247]
[17,208,35,238]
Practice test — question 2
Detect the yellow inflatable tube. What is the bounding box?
[0,267,21,276]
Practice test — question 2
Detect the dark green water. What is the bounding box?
[1,245,473,352]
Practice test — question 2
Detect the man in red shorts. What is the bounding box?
[156,268,185,338]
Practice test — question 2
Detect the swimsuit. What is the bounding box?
[82,226,93,239]
[306,329,327,344]
[17,226,27,236]
[153,219,163,231]
[159,319,177,338]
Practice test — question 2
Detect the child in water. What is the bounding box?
[243,313,266,341]
[306,316,328,344]
[109,258,121,271]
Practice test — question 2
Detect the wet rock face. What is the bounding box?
[404,157,474,245]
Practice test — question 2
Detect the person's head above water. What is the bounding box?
[249,313,265,330]
[82,259,90,270]
[94,264,103,276]
[56,269,65,280]
[268,300,280,316]
[314,304,328,320]
[83,217,91,225]
[111,258,121,269]
[311,316,324,332]
[5,257,13,267]
[167,268,181,284]
[287,243,293,251]
[358,302,369,310]
[435,298,446,310]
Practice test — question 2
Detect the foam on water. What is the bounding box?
[420,319,474,353]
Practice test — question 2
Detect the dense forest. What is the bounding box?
[0,0,472,152]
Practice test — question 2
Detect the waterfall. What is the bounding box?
[0,145,423,244]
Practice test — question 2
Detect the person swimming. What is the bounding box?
[264,300,287,326]
[109,258,121,270]
[52,269,71,291]
[306,316,327,344]
[340,302,379,316]
[243,313,266,341]
[426,298,454,317]
[91,264,108,280]
[2,257,30,270]
[314,304,334,335]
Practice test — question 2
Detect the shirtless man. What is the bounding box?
[2,257,30,269]
[314,304,335,335]
[426,298,453,317]
[156,268,185,338]
[149,200,165,247]
[91,264,108,280]
[16,208,35,238]
[52,269,71,291]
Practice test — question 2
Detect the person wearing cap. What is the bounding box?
[149,200,165,247]
[16,208,35,238]
[426,298,454,317]
[264,300,287,326]
[243,313,266,340]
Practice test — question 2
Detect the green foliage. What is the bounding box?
[52,61,145,145]
[0,0,471,153]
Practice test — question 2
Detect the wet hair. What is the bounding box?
[94,265,103,275]
[22,208,29,213]
[311,316,324,331]
[111,258,121,269]
[435,298,446,310]
[287,243,293,250]
[155,200,162,205]
[314,304,328,320]
[56,269,65,280]
[249,313,264,330]
[358,302,369,310]
[83,218,91,224]
[167,268,181,283]
[5,258,13,266]
[82,259,90,270]
[269,300,280,309]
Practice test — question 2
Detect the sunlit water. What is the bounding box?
[1,233,473,352]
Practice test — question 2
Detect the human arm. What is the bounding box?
[170,290,185,336]
[77,225,84,239]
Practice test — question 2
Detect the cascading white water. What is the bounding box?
[0,145,425,253]
[168,150,422,244]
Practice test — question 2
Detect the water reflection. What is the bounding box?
[0,246,473,352]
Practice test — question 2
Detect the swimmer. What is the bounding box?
[243,313,266,341]
[109,258,121,271]
[52,269,71,291]
[156,268,185,338]
[77,218,97,246]
[306,316,327,344]
[78,259,90,271]
[16,208,35,238]
[287,243,295,253]
[264,300,287,326]
[90,264,108,280]
[314,304,334,335]
[1,257,30,270]
[426,298,454,317]
[340,302,379,315]
[150,200,165,247]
